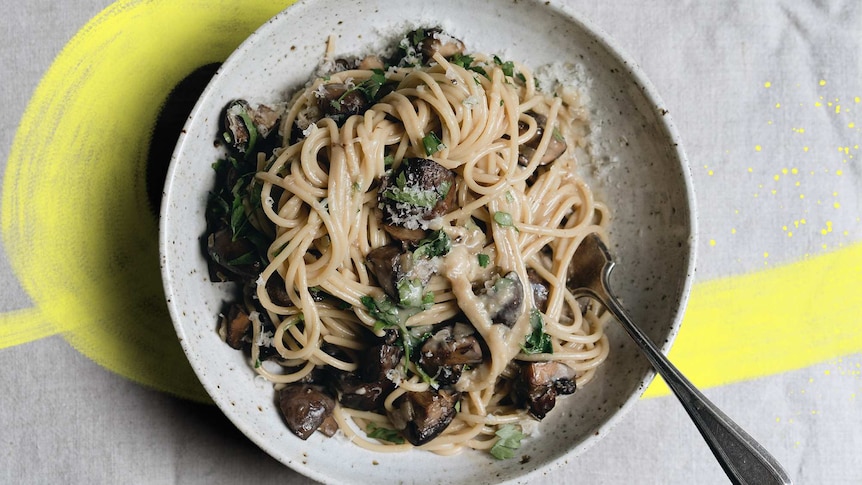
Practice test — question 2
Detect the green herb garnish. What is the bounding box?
[490,425,525,460]
[413,230,451,260]
[477,253,491,268]
[366,423,405,444]
[493,55,515,78]
[422,132,445,155]
[521,308,553,354]
[493,211,516,229]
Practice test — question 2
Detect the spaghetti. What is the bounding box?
[205,28,611,458]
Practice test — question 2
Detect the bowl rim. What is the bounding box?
[159,0,698,482]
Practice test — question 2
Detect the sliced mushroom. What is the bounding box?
[417,28,465,62]
[358,55,385,70]
[479,272,525,327]
[361,344,404,382]
[513,361,577,420]
[526,268,550,312]
[221,303,251,349]
[334,374,394,411]
[223,100,253,153]
[517,112,568,166]
[264,272,293,307]
[378,158,457,242]
[366,245,409,299]
[223,100,285,153]
[417,324,484,386]
[278,384,336,440]
[249,103,285,139]
[387,389,461,445]
[316,83,369,124]
[331,343,403,412]
[206,224,263,281]
[366,244,437,303]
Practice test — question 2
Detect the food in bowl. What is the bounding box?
[203,27,612,458]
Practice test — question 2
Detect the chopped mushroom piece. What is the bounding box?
[479,272,525,327]
[361,344,405,382]
[316,83,369,124]
[335,374,395,411]
[517,112,567,166]
[526,268,550,312]
[387,389,461,445]
[358,55,385,70]
[366,244,437,302]
[418,324,484,386]
[365,245,412,299]
[417,28,465,62]
[378,158,456,241]
[223,99,284,153]
[334,344,403,411]
[206,224,263,281]
[513,361,577,420]
[279,384,336,440]
[221,303,251,349]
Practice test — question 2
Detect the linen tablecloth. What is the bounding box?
[1,1,860,483]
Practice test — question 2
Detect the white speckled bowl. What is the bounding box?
[160,0,696,483]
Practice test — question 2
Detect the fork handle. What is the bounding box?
[600,291,793,485]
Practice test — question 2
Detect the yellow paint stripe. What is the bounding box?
[0,307,58,348]
[644,241,862,397]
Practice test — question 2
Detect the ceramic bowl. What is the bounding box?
[160,0,697,483]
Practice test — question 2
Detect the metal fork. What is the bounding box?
[568,233,792,485]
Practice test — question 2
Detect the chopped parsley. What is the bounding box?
[366,423,405,444]
[477,253,491,268]
[357,69,387,99]
[490,425,525,460]
[422,132,446,155]
[493,211,516,229]
[397,278,426,308]
[493,55,516,78]
[413,230,451,260]
[521,308,553,354]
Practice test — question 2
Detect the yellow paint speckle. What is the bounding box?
[782,168,789,175]
[755,145,762,152]
[834,202,841,209]
[850,122,856,129]
[824,370,831,376]
[791,168,798,174]
[800,194,805,199]
[774,174,780,181]
[836,169,843,176]
[731,228,737,234]
[708,170,714,176]
[788,232,793,237]
[709,239,716,246]
[836,105,842,114]
[856,96,861,103]
[793,128,805,134]
[796,181,801,187]
[764,252,769,258]
[782,225,788,231]
[747,167,753,173]
[764,81,772,88]
[803,146,809,152]
[775,103,781,108]
[815,102,823,107]
[820,79,827,86]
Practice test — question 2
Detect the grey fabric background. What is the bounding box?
[2,1,860,483]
